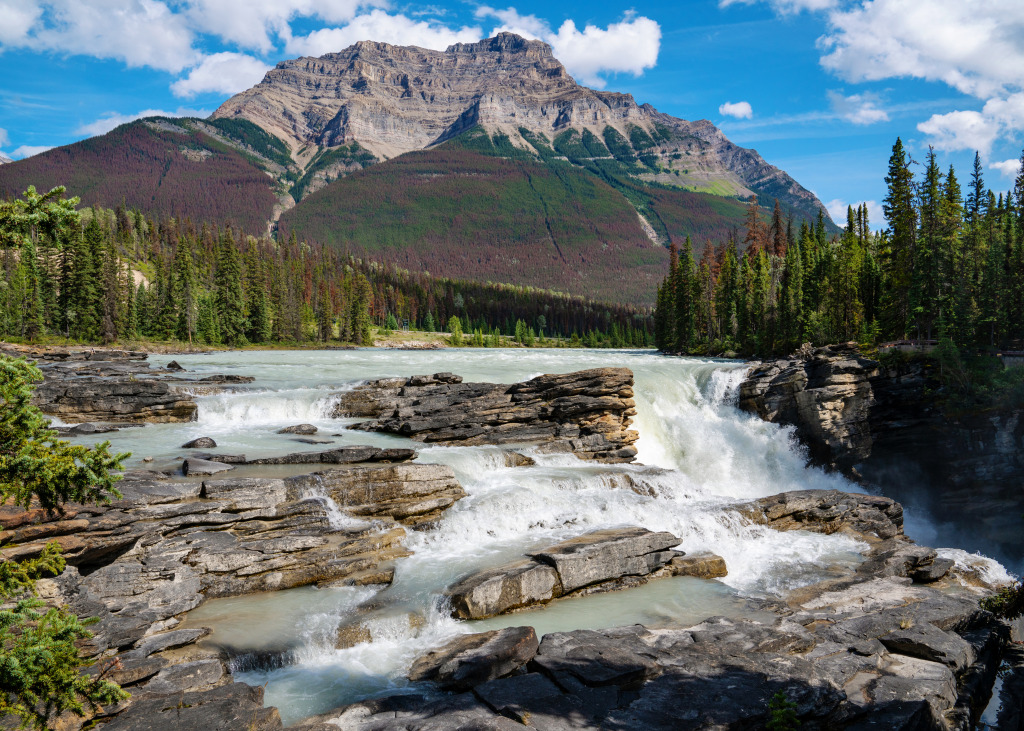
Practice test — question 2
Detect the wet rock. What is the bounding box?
[408,626,539,690]
[33,375,198,423]
[53,421,121,436]
[879,623,975,672]
[277,424,318,434]
[166,360,185,371]
[182,436,217,449]
[738,489,904,542]
[139,658,226,695]
[656,553,728,579]
[191,452,246,464]
[335,610,425,649]
[245,445,415,466]
[502,450,536,467]
[335,368,639,463]
[446,527,681,619]
[293,437,334,445]
[181,458,234,476]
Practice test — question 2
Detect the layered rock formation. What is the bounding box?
[335,368,639,462]
[445,527,725,619]
[0,456,467,729]
[293,489,1010,731]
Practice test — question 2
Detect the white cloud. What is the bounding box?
[719,0,837,13]
[76,107,211,137]
[0,128,9,147]
[171,53,271,98]
[9,1,200,73]
[719,101,753,119]
[476,7,661,88]
[917,110,998,155]
[181,0,380,53]
[826,198,885,228]
[0,0,43,45]
[12,145,53,158]
[285,9,481,55]
[990,158,1022,179]
[826,90,888,125]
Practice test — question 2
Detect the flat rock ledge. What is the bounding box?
[0,456,466,730]
[445,527,725,619]
[295,490,1013,731]
[334,368,640,463]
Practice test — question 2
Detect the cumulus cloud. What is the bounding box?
[1,1,200,73]
[181,0,381,53]
[826,198,885,228]
[915,92,1024,155]
[76,107,212,137]
[826,90,888,125]
[171,53,271,98]
[819,0,1024,99]
[12,145,53,158]
[990,158,1022,179]
[475,7,661,88]
[285,10,481,55]
[719,101,753,119]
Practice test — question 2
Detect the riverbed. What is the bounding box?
[64,348,1011,725]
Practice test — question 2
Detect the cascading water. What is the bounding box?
[82,348,1009,726]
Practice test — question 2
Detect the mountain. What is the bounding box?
[0,153,11,165]
[0,34,836,305]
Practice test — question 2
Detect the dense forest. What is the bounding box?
[0,185,653,349]
[655,141,1024,357]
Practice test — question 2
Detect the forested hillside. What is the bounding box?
[655,141,1024,358]
[0,120,280,235]
[0,186,652,349]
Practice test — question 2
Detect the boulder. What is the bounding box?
[277,424,318,435]
[446,527,682,619]
[33,375,198,423]
[245,445,415,466]
[181,458,234,476]
[166,360,185,371]
[182,436,217,449]
[101,682,281,730]
[334,368,639,462]
[408,626,539,690]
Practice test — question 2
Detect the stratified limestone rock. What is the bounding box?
[408,626,539,690]
[245,445,415,466]
[335,368,639,463]
[445,527,681,619]
[181,458,233,476]
[739,343,877,470]
[737,489,904,542]
[277,424,318,434]
[182,436,217,448]
[33,376,198,423]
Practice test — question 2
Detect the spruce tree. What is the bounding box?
[214,230,247,346]
[881,137,918,339]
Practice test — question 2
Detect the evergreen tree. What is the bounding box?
[881,137,918,338]
[214,230,247,346]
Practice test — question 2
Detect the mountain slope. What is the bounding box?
[213,33,831,224]
[0,153,11,165]
[0,118,282,234]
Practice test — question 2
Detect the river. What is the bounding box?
[65,348,1012,725]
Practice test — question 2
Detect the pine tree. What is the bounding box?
[881,137,918,339]
[214,229,247,346]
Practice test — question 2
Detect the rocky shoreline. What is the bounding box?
[1,351,1019,729]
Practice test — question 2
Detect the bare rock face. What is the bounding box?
[212,34,829,219]
[445,527,682,619]
[335,368,639,463]
[408,626,539,691]
[33,376,199,423]
[739,343,878,470]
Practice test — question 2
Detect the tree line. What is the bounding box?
[655,141,1024,356]
[0,185,653,348]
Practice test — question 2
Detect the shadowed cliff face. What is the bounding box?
[740,345,1024,573]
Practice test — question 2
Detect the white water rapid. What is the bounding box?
[68,349,1009,726]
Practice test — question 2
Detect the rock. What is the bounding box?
[335,610,424,649]
[529,527,681,593]
[879,623,975,672]
[181,458,234,476]
[292,437,333,445]
[139,658,225,695]
[33,375,198,423]
[53,421,121,436]
[739,343,877,470]
[277,424,318,434]
[446,527,681,619]
[142,456,153,463]
[102,682,281,730]
[408,626,539,690]
[502,450,536,467]
[166,360,185,371]
[737,489,904,542]
[182,436,217,449]
[245,445,415,466]
[656,553,728,579]
[335,368,639,462]
[191,452,247,464]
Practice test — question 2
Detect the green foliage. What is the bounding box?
[447,315,464,346]
[289,143,377,201]
[602,126,637,164]
[981,580,1024,620]
[206,118,293,168]
[766,691,800,731]
[0,356,129,729]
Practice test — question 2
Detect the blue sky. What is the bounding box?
[1,0,1023,226]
